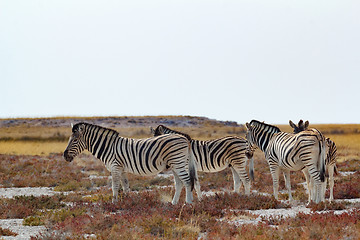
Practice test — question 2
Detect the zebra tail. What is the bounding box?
[188,147,197,191]
[319,137,326,182]
[246,150,255,181]
[334,165,339,176]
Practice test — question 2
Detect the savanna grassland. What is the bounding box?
[0,116,360,239]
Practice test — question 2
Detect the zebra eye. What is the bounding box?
[73,131,80,138]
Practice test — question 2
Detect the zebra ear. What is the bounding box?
[245,122,251,130]
[71,123,74,129]
[150,127,155,134]
[298,120,304,127]
[289,120,296,129]
[304,120,309,129]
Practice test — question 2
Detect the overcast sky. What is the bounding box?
[1,0,359,124]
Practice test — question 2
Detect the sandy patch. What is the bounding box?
[0,219,45,240]
[0,187,57,199]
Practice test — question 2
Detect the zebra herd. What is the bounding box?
[63,119,337,205]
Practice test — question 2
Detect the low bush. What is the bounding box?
[24,205,88,227]
[239,209,360,240]
[0,195,65,219]
[0,226,18,236]
[53,179,92,192]
[337,159,360,172]
[0,154,87,188]
[333,171,360,199]
[307,200,350,212]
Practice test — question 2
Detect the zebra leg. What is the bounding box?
[329,165,335,202]
[230,167,242,193]
[302,169,312,204]
[194,178,202,201]
[283,170,293,202]
[111,166,123,203]
[171,170,184,205]
[269,166,280,200]
[119,172,130,193]
[307,164,324,203]
[313,180,323,203]
[323,177,328,201]
[232,166,251,195]
[171,167,193,204]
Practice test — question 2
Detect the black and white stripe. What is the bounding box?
[64,122,196,204]
[151,125,254,195]
[246,120,326,203]
[289,120,338,201]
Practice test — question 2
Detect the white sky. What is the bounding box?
[1,0,359,124]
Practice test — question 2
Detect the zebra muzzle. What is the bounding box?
[63,150,74,162]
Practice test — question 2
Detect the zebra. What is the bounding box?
[245,120,326,203]
[150,125,254,197]
[289,120,338,201]
[63,122,196,205]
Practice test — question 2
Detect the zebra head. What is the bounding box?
[245,122,257,150]
[289,120,309,133]
[63,123,87,162]
[150,125,166,137]
[245,120,281,152]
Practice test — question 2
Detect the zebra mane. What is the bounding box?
[73,122,120,136]
[155,125,192,141]
[249,120,281,133]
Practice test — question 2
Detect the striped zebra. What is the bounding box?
[151,125,254,196]
[63,122,196,204]
[245,120,326,203]
[289,120,338,201]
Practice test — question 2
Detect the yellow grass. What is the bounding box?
[326,134,360,162]
[0,140,68,156]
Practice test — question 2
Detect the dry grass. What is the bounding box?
[0,141,68,156]
[0,126,70,141]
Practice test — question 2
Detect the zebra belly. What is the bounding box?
[278,158,304,171]
[122,162,167,176]
[196,160,228,173]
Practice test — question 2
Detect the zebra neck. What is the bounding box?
[83,126,118,161]
[254,130,277,152]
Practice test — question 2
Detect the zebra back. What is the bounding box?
[190,136,249,171]
[151,125,192,141]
